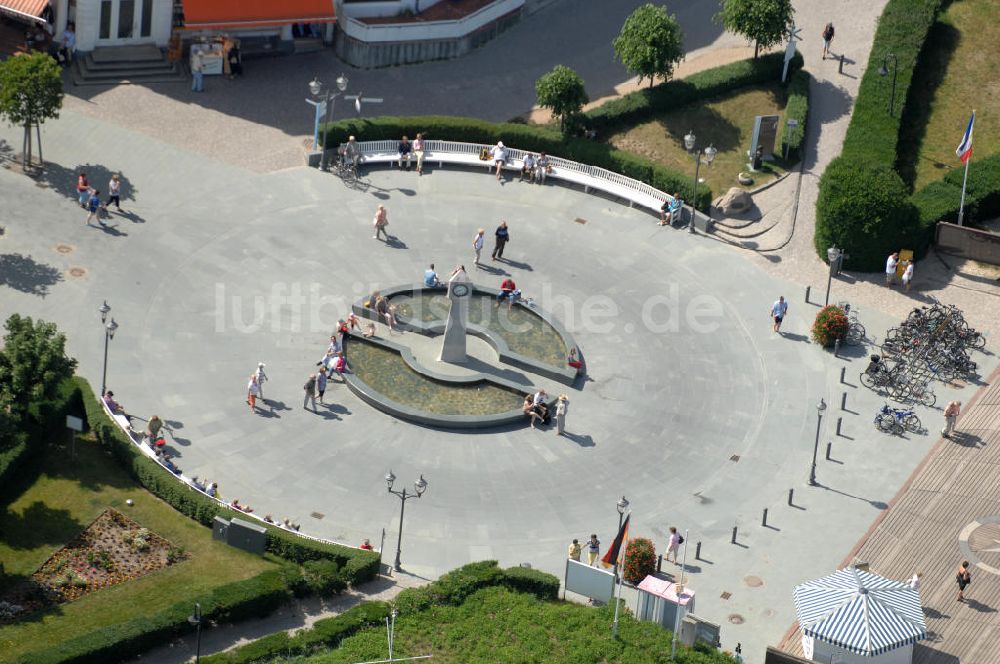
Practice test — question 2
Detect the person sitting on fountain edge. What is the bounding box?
[424,263,443,288]
[496,277,518,310]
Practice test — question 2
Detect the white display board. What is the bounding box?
[564,559,615,604]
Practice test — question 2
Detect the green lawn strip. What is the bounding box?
[305,586,735,664]
[607,82,790,196]
[904,0,1000,190]
[0,434,277,660]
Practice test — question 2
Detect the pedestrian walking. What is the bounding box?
[822,22,835,60]
[315,370,328,404]
[144,414,164,443]
[247,374,259,413]
[770,296,788,333]
[901,261,914,292]
[554,394,569,435]
[85,189,104,225]
[956,561,971,601]
[908,572,922,590]
[666,526,683,564]
[587,534,600,566]
[373,204,389,241]
[303,373,317,411]
[255,362,268,399]
[473,229,485,265]
[942,400,961,438]
[191,49,205,92]
[568,538,582,561]
[76,172,89,207]
[106,174,122,211]
[885,252,899,286]
[492,221,510,260]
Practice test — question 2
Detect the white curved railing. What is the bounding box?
[99,400,373,554]
[341,0,525,43]
[345,139,680,216]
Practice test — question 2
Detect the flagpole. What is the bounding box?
[670,528,690,660]
[957,155,971,227]
[611,516,630,639]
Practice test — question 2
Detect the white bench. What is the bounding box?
[350,139,677,217]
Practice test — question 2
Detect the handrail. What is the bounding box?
[98,399,368,552]
[342,0,525,43]
[350,139,676,209]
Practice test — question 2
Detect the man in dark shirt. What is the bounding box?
[398,136,412,170]
[492,220,510,260]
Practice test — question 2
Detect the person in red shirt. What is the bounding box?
[497,277,517,310]
[360,538,374,550]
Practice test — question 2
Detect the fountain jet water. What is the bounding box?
[438,267,472,363]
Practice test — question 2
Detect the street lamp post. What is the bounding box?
[187,602,202,663]
[386,471,428,573]
[809,398,827,486]
[309,74,349,171]
[613,495,629,578]
[98,301,119,397]
[682,131,717,234]
[878,53,898,117]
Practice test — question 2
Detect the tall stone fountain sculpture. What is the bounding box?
[438,266,472,363]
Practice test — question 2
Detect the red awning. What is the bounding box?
[0,0,48,22]
[182,0,336,30]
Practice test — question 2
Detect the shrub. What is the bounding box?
[320,116,713,210]
[812,305,849,347]
[302,559,347,597]
[814,160,916,271]
[780,69,809,162]
[910,152,1000,252]
[623,538,657,585]
[501,566,560,600]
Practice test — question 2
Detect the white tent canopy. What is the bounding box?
[793,567,926,658]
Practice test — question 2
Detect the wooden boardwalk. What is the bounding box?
[780,367,1000,664]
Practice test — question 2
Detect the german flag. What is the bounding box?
[600,514,629,569]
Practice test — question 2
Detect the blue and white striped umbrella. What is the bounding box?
[793,567,926,657]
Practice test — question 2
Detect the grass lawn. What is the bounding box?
[0,434,277,660]
[607,83,790,198]
[903,0,1000,190]
[284,586,735,664]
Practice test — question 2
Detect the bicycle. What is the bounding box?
[331,147,360,183]
[874,404,922,435]
[837,302,866,346]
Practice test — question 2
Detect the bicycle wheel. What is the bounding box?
[903,414,921,432]
[846,323,866,346]
[876,414,896,432]
[918,389,937,408]
[860,372,876,389]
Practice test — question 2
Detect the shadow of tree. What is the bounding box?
[0,253,63,296]
[0,501,84,551]
[659,105,741,153]
[803,79,854,172]
[896,21,961,188]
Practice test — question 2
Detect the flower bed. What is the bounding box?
[811,305,849,348]
[0,508,186,620]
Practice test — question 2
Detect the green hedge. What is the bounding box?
[75,377,380,578]
[0,438,29,499]
[779,69,810,163]
[583,51,802,133]
[839,0,944,169]
[23,569,290,664]
[910,152,1000,250]
[203,561,562,664]
[321,116,713,210]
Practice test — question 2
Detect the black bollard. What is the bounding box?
[839,54,845,74]
[840,366,846,384]
[731,526,738,544]
[805,286,811,303]
[826,441,832,460]
[762,508,769,527]
[788,488,794,506]
[837,416,843,436]
[695,541,702,561]
[656,554,663,573]
[834,338,841,358]
[841,391,848,411]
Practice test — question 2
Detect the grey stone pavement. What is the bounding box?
[2,1,999,661]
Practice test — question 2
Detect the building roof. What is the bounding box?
[182,0,336,30]
[0,0,48,23]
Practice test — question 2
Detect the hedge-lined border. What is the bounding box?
[23,568,292,664]
[780,69,810,163]
[74,377,381,580]
[201,561,560,664]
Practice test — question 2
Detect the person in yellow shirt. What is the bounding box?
[568,539,582,561]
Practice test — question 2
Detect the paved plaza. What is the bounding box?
[2,1,1000,661]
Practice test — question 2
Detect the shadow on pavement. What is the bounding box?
[0,252,63,296]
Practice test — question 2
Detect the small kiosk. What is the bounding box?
[190,41,225,75]
[636,575,695,629]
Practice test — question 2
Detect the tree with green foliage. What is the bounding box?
[0,52,64,170]
[613,4,685,88]
[535,65,589,133]
[0,314,76,423]
[716,0,795,59]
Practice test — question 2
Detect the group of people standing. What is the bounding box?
[885,252,915,291]
[567,526,683,567]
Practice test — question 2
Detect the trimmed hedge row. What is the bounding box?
[22,568,291,664]
[839,0,943,168]
[203,561,562,664]
[910,152,1000,250]
[75,377,380,577]
[582,51,802,133]
[779,69,810,163]
[320,116,713,210]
